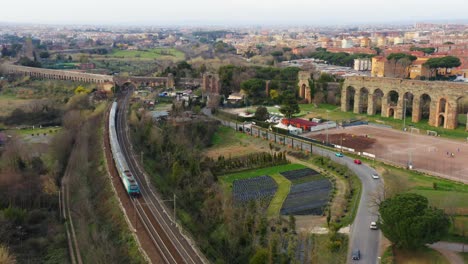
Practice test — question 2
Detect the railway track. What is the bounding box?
[114,93,205,264]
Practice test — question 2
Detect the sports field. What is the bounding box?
[306,125,468,183]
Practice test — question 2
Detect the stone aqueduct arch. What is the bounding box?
[342,76,468,129]
[0,63,114,84]
[0,63,205,90]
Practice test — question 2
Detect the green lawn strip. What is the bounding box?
[219,163,307,189]
[266,173,291,218]
[394,246,449,264]
[411,189,468,208]
[110,48,185,60]
[10,127,62,135]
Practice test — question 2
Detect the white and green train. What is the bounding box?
[109,102,141,196]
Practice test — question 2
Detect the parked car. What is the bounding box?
[352,249,361,260]
[371,173,380,179]
[370,221,378,230]
[354,159,362,164]
[335,152,344,157]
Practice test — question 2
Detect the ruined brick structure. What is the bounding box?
[342,76,468,130]
[298,71,312,103]
[202,73,220,94]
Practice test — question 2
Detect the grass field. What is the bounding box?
[380,164,468,242]
[205,126,257,158]
[0,95,36,116]
[393,247,449,264]
[110,48,185,61]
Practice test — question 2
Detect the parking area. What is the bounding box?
[306,125,468,183]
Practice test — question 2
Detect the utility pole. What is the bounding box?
[326,110,330,144]
[403,98,407,130]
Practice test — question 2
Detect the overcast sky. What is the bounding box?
[2,0,468,26]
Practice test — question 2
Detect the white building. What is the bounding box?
[354,58,372,71]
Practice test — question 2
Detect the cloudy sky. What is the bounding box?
[2,0,468,25]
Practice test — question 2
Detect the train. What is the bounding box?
[109,101,141,196]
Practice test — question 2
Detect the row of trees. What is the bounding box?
[307,48,375,67]
[212,151,289,175]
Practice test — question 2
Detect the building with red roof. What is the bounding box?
[281,118,318,131]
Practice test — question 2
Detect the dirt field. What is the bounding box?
[306,125,468,183]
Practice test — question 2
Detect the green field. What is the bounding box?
[211,126,249,147]
[110,48,185,61]
[393,246,449,264]
[381,164,468,242]
[267,173,291,217]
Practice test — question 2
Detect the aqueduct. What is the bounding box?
[0,63,204,90]
[342,76,468,129]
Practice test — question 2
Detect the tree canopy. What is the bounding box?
[424,56,461,70]
[279,91,300,119]
[241,78,266,98]
[386,53,417,62]
[410,46,436,55]
[379,193,449,249]
[254,106,269,121]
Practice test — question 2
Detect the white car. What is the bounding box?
[371,173,380,179]
[370,221,378,230]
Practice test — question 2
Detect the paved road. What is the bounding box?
[203,108,383,263]
[313,149,383,264]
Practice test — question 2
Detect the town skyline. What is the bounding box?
[3,0,468,26]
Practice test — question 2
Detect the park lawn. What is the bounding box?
[110,48,185,61]
[266,173,291,218]
[219,163,306,189]
[393,247,449,264]
[381,164,468,242]
[411,189,468,209]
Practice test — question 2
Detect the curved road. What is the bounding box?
[203,108,383,263]
[313,148,383,264]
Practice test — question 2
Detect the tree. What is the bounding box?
[249,248,268,264]
[254,106,269,121]
[279,91,300,119]
[241,79,266,103]
[74,86,91,94]
[39,51,50,59]
[424,56,461,77]
[379,193,449,249]
[386,53,417,78]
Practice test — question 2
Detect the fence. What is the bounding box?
[310,121,337,132]
[219,119,342,155]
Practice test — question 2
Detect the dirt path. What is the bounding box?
[429,242,468,264]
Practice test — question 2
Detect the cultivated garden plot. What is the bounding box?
[280,168,320,182]
[280,168,332,215]
[233,175,278,203]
